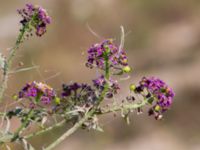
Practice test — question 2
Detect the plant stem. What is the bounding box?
[43,101,147,150]
[24,120,66,139]
[11,109,33,142]
[44,110,94,150]
[100,100,148,115]
[0,24,27,102]
[25,101,147,140]
[44,52,111,150]
[104,52,110,79]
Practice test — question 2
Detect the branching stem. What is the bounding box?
[44,50,111,150]
[0,24,28,102]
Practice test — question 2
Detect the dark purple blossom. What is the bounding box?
[136,77,175,119]
[18,3,51,36]
[19,81,56,106]
[86,39,129,70]
[92,75,106,91]
[41,96,51,105]
[62,83,98,105]
[93,75,120,98]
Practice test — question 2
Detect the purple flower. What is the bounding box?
[136,77,175,119]
[62,83,97,106]
[93,75,120,98]
[86,39,129,70]
[19,81,56,106]
[93,75,106,90]
[41,96,51,105]
[18,3,51,36]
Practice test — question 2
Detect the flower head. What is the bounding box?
[135,77,175,119]
[86,39,129,70]
[18,3,51,36]
[19,81,56,106]
[93,75,120,98]
[62,83,98,106]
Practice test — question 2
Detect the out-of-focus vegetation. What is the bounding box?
[0,0,200,150]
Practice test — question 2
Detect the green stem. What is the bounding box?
[44,110,94,150]
[0,100,147,146]
[0,24,28,102]
[11,109,33,142]
[43,101,147,150]
[104,53,110,79]
[24,120,66,139]
[25,100,147,140]
[96,51,110,105]
[44,51,111,150]
[100,100,148,115]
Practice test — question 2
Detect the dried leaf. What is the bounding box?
[5,144,11,150]
[124,113,130,125]
[9,65,39,74]
[0,53,5,70]
[119,26,125,53]
[0,132,13,143]
[21,138,35,150]
[5,117,11,134]
[121,108,130,125]
[95,126,104,132]
[41,116,48,128]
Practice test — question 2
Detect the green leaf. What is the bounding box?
[147,97,154,104]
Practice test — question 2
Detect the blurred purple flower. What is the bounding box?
[93,75,120,98]
[19,81,56,106]
[62,83,98,105]
[136,77,175,119]
[86,39,128,69]
[18,3,51,36]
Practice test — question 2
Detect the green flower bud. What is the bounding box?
[129,84,136,91]
[104,45,110,54]
[154,105,160,112]
[12,94,18,100]
[55,97,61,105]
[123,66,132,73]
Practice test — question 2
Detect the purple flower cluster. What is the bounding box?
[136,77,175,119]
[86,39,128,69]
[19,81,56,106]
[18,4,51,36]
[62,83,98,105]
[93,75,120,98]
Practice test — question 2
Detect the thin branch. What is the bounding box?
[11,109,33,142]
[44,51,111,150]
[0,24,28,102]
[24,120,66,139]
[86,23,103,39]
[100,100,148,115]
[8,66,40,74]
[119,26,125,53]
[44,111,93,150]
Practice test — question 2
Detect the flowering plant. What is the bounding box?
[0,4,174,150]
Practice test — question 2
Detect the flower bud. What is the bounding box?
[123,66,131,73]
[154,105,161,112]
[129,84,136,91]
[12,94,18,100]
[55,97,61,105]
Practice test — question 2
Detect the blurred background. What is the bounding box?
[1,0,200,150]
